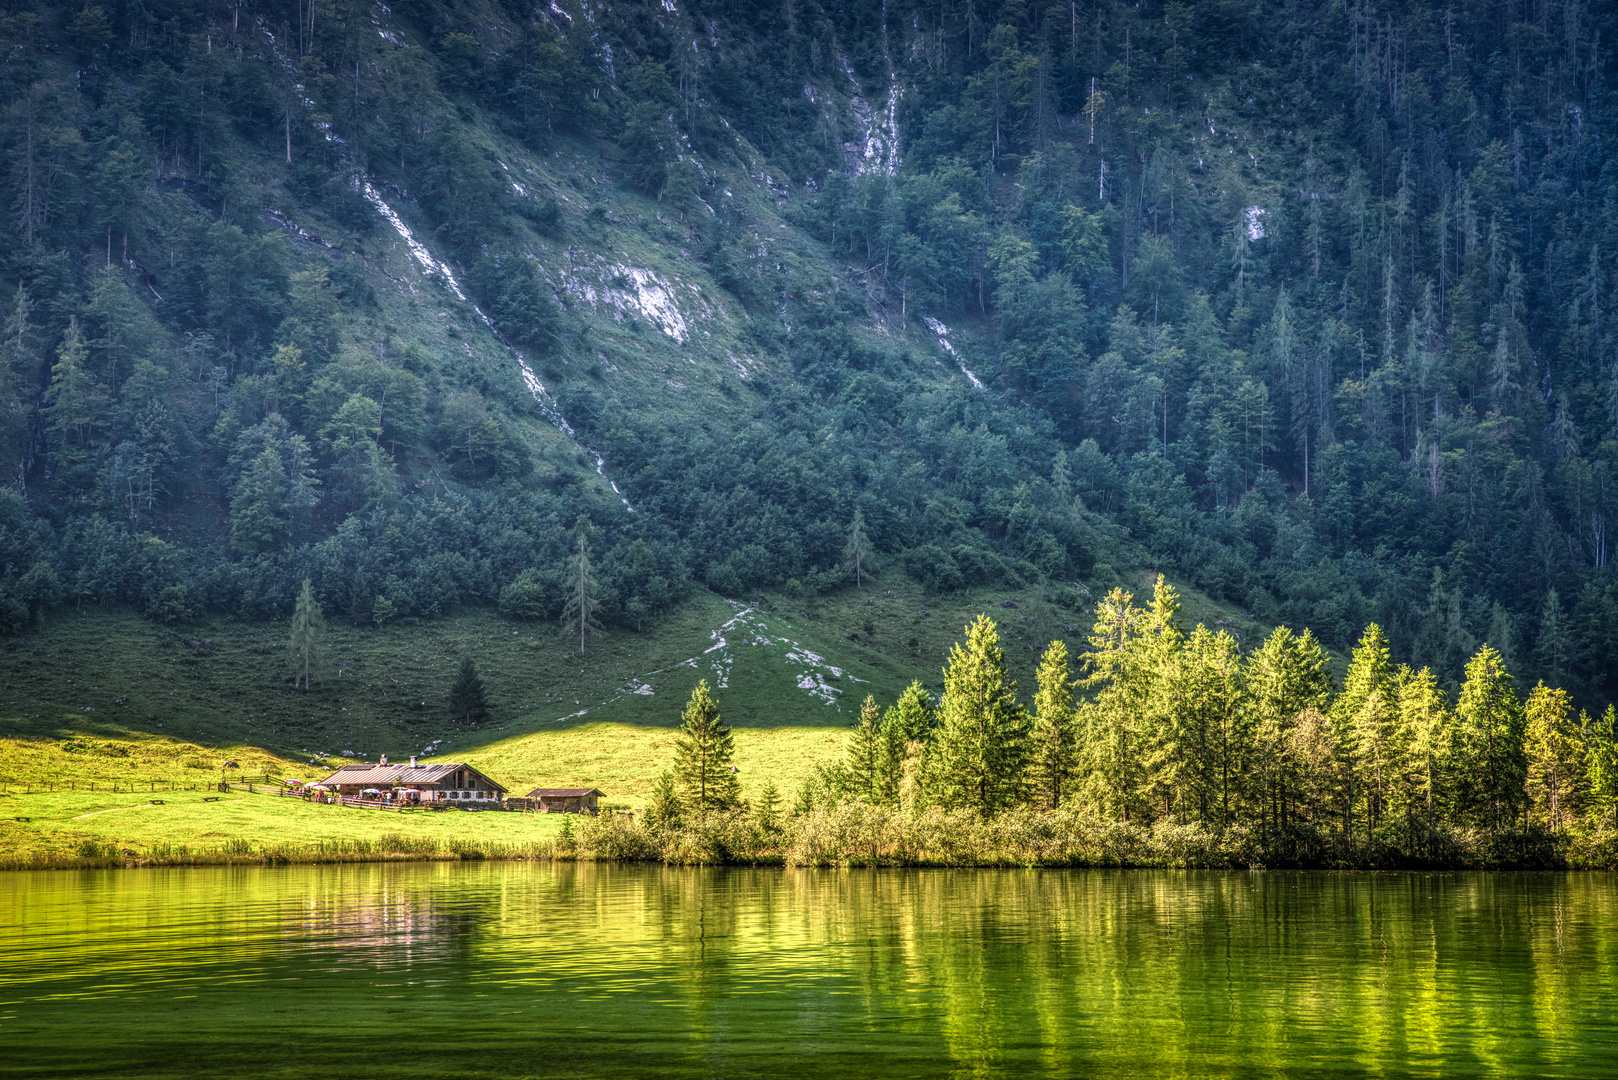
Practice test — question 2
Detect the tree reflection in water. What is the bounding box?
[2,864,1615,1078]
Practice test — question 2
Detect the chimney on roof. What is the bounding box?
[380,754,388,765]
[410,755,418,768]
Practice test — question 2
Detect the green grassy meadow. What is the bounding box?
[0,786,570,866]
[0,571,1269,867]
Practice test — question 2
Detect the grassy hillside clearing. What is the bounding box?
[0,786,569,870]
[0,570,1262,763]
[0,568,1270,868]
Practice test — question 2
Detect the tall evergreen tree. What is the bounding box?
[1248,626,1332,828]
[1396,665,1453,824]
[846,694,884,801]
[843,508,872,588]
[562,514,603,655]
[1524,683,1585,831]
[644,770,684,833]
[932,614,1028,813]
[1030,639,1077,809]
[885,680,935,743]
[1534,590,1574,689]
[1335,625,1398,834]
[1586,707,1618,829]
[1454,645,1526,833]
[673,679,739,811]
[448,657,490,726]
[287,578,323,691]
[882,680,935,809]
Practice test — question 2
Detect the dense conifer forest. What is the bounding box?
[1,0,1617,713]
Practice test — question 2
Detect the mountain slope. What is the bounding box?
[0,0,1613,713]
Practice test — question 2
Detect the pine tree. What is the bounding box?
[673,679,740,811]
[1534,589,1574,689]
[448,657,489,726]
[1136,576,1189,821]
[875,706,908,806]
[1454,644,1526,833]
[1078,585,1153,822]
[561,514,603,654]
[43,317,107,450]
[882,680,934,810]
[1335,625,1397,835]
[287,578,324,690]
[1396,665,1452,824]
[1248,626,1331,828]
[933,615,1029,813]
[645,770,684,832]
[1524,683,1585,831]
[755,780,783,833]
[843,508,872,587]
[1171,626,1247,826]
[1585,706,1618,829]
[886,680,935,743]
[1030,639,1077,808]
[229,445,291,554]
[846,694,884,801]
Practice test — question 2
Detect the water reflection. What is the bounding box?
[1,866,1614,1078]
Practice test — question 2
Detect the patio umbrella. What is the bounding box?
[362,788,382,795]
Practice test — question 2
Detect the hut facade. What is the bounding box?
[317,758,508,804]
[520,787,604,814]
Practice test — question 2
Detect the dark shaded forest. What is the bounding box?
[1,0,1616,708]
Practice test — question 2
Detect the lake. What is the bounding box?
[2,864,1614,1078]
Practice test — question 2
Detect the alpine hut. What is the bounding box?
[318,757,508,805]
[521,787,604,815]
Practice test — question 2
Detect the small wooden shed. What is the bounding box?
[522,787,604,814]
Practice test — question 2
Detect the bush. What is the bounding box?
[581,813,663,861]
[499,568,563,620]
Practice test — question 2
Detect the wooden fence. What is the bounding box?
[0,780,218,794]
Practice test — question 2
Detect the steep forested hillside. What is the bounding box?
[1,0,1615,704]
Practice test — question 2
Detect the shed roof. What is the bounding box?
[526,787,604,798]
[319,762,508,792]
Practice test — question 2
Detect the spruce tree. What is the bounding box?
[673,679,740,811]
[562,514,603,654]
[1454,645,1526,833]
[755,780,783,833]
[1248,626,1331,828]
[1136,576,1187,821]
[886,680,935,742]
[1396,665,1452,824]
[933,615,1029,813]
[881,681,934,809]
[1534,589,1574,689]
[287,578,324,690]
[846,694,883,801]
[1172,625,1247,826]
[1585,706,1618,829]
[1079,586,1149,822]
[1030,639,1077,809]
[1335,624,1397,835]
[875,712,908,806]
[448,657,489,726]
[1524,683,1585,831]
[645,770,684,832]
[843,508,872,587]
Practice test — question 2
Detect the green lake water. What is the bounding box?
[2,865,1615,1078]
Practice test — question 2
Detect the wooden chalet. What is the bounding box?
[518,787,604,815]
[316,757,508,805]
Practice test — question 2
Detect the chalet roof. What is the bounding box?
[526,787,604,798]
[319,762,508,792]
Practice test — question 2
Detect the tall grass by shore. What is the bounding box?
[11,806,1617,872]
